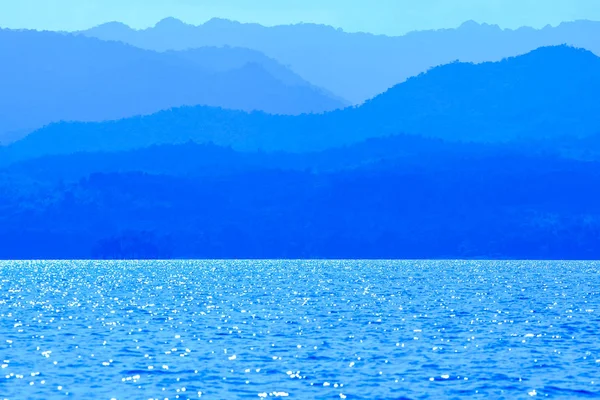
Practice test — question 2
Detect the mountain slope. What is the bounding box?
[169,46,307,87]
[3,46,599,162]
[80,18,600,104]
[357,45,600,141]
[0,28,344,143]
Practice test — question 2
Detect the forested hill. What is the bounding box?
[4,45,599,164]
[2,40,599,259]
[1,132,600,259]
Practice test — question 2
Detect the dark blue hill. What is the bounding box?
[1,145,599,259]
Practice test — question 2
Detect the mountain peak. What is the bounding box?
[203,18,240,27]
[459,20,481,29]
[456,20,501,31]
[154,17,187,29]
[86,21,133,34]
[520,44,596,61]
[96,21,131,29]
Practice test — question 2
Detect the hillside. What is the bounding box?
[3,46,599,162]
[1,140,599,259]
[1,135,507,182]
[0,28,344,143]
[358,45,600,141]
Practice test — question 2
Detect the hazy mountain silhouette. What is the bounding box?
[170,46,306,85]
[0,28,344,144]
[80,18,600,104]
[4,45,599,163]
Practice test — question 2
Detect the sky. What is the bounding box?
[0,0,598,35]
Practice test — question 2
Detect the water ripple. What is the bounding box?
[0,260,599,399]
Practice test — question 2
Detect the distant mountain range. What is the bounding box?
[4,45,599,163]
[0,28,344,144]
[80,18,600,103]
[1,23,599,259]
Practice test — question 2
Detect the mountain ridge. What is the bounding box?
[3,45,599,163]
[86,17,597,37]
[79,18,600,103]
[0,28,344,143]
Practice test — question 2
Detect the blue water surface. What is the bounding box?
[1,260,599,399]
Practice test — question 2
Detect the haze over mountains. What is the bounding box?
[1,17,600,259]
[3,45,599,163]
[81,18,600,103]
[0,28,344,143]
[3,17,599,144]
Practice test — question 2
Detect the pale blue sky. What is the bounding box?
[1,0,598,35]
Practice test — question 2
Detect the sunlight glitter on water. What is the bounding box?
[0,260,599,399]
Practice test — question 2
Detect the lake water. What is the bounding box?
[1,260,599,399]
